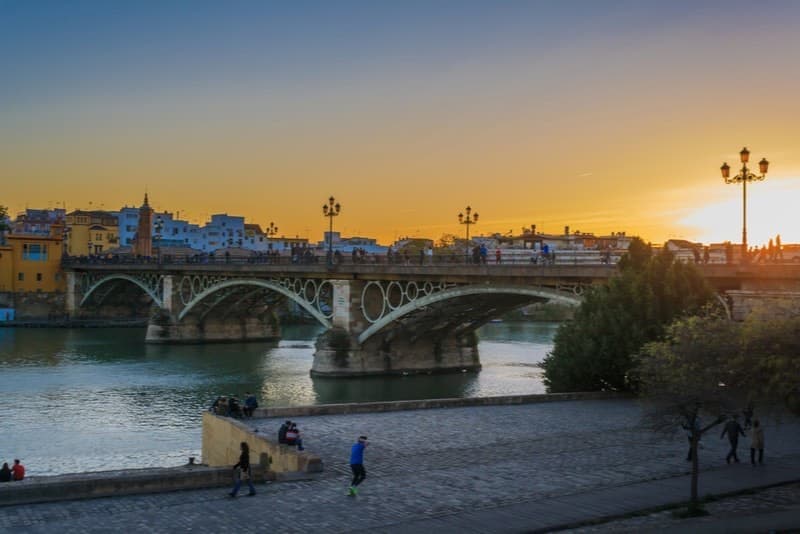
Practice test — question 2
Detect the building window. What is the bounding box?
[96,233,102,241]
[55,273,61,281]
[36,273,42,282]
[17,272,24,281]
[22,243,48,261]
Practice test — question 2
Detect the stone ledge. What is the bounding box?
[0,465,319,507]
[254,391,627,418]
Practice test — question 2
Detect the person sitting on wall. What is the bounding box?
[216,396,229,416]
[243,392,258,418]
[11,459,25,481]
[228,396,243,419]
[210,396,223,413]
[278,420,291,444]
[0,462,11,482]
[285,423,304,451]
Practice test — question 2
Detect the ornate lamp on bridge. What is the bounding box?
[322,196,341,266]
[265,221,279,252]
[720,147,769,264]
[154,215,164,263]
[458,206,479,263]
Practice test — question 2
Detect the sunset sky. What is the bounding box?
[2,0,799,245]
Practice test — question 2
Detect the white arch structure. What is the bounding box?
[80,274,164,309]
[178,278,333,328]
[357,284,582,345]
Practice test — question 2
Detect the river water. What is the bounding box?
[0,322,557,476]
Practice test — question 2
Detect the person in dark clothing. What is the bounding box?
[0,463,11,482]
[278,420,291,444]
[243,392,258,418]
[348,436,368,496]
[750,419,765,465]
[721,416,746,464]
[229,442,256,497]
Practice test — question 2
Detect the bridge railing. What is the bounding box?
[61,251,622,268]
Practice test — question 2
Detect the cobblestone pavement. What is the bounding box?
[3,399,800,533]
[563,481,800,533]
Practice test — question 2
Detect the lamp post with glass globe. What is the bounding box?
[322,197,341,266]
[154,216,164,264]
[458,206,479,263]
[720,147,769,264]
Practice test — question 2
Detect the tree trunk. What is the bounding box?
[690,433,699,504]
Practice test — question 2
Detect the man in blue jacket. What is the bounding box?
[348,436,368,496]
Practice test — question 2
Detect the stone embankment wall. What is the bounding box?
[202,412,323,476]
[254,391,625,418]
[0,291,66,320]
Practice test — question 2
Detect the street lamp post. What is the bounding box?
[265,221,279,262]
[154,216,164,264]
[322,196,341,266]
[720,147,769,264]
[458,206,479,263]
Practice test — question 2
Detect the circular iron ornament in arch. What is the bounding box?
[292,279,303,295]
[386,281,404,311]
[316,280,335,319]
[360,281,387,324]
[303,279,318,303]
[191,276,203,297]
[422,281,435,296]
[404,281,419,301]
[179,276,194,305]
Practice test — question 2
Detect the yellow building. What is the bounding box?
[65,210,119,256]
[1,225,65,293]
[0,244,13,291]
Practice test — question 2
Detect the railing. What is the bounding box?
[61,251,623,268]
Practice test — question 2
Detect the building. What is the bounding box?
[65,210,119,256]
[12,208,66,235]
[133,194,154,257]
[0,224,65,293]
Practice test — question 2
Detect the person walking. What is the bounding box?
[750,419,765,465]
[721,416,746,464]
[229,442,256,498]
[348,436,368,496]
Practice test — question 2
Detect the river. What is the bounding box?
[0,322,557,476]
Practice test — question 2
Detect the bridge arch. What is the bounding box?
[80,274,164,309]
[357,284,581,345]
[178,278,333,328]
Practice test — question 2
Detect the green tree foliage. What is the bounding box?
[542,238,713,392]
[636,310,800,506]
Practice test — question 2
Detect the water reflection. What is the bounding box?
[0,322,557,475]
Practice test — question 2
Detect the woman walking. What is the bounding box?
[750,419,765,465]
[229,442,256,497]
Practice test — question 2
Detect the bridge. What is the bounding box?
[63,260,800,377]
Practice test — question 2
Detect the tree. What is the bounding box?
[636,310,800,510]
[636,313,740,509]
[542,238,713,393]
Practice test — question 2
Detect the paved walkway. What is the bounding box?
[2,399,799,533]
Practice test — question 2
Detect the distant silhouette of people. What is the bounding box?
[721,416,746,464]
[750,419,765,465]
[776,234,783,260]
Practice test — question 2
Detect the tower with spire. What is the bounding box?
[133,193,154,257]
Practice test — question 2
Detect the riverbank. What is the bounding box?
[2,397,798,532]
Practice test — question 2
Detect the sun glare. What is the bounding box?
[678,178,800,246]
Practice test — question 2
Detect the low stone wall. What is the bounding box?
[253,391,626,418]
[202,412,323,475]
[0,465,235,507]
